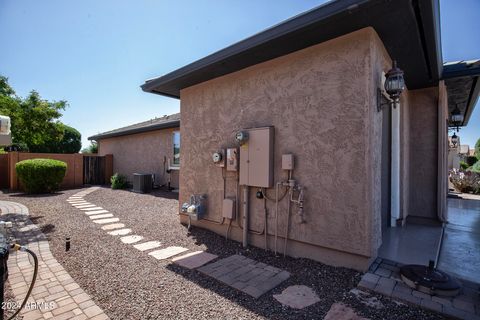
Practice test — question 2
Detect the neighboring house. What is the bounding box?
[141,0,480,271]
[88,114,180,189]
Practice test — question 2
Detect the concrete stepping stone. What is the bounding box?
[74,204,95,208]
[120,235,144,244]
[197,255,290,299]
[89,213,114,220]
[133,241,162,252]
[84,209,108,215]
[73,202,92,205]
[81,207,104,211]
[108,228,131,236]
[101,223,125,230]
[273,285,320,309]
[68,197,83,199]
[148,246,188,260]
[324,303,368,320]
[93,217,120,224]
[172,251,218,269]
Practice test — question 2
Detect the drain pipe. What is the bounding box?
[283,187,293,257]
[274,182,281,255]
[242,185,249,247]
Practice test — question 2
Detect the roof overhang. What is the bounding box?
[141,0,442,99]
[442,60,480,126]
[88,120,180,141]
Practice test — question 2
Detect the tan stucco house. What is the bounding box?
[141,0,480,271]
[88,113,180,189]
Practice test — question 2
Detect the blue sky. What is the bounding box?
[0,0,478,148]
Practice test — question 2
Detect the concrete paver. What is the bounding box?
[101,223,125,230]
[148,246,188,260]
[93,218,119,224]
[108,228,132,236]
[273,285,320,309]
[360,257,480,319]
[89,213,114,220]
[198,254,290,299]
[0,193,109,319]
[172,251,218,269]
[120,235,144,244]
[133,241,162,251]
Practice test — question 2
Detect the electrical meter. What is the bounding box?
[235,131,249,145]
[212,151,225,167]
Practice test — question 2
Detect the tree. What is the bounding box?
[81,141,98,154]
[30,123,82,153]
[0,75,81,153]
[475,138,480,158]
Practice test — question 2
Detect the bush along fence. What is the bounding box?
[16,158,67,193]
[0,151,113,191]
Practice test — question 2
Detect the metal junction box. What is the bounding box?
[239,126,274,188]
[222,198,235,219]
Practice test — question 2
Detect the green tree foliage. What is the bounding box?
[475,138,480,158]
[466,155,478,167]
[30,123,82,153]
[81,141,98,154]
[0,75,81,153]
[469,161,480,174]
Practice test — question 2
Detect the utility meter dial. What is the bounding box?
[212,152,223,164]
[235,131,249,145]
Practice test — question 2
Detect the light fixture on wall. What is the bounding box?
[377,60,405,112]
[450,132,458,148]
[450,105,464,132]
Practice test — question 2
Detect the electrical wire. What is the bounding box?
[8,245,38,320]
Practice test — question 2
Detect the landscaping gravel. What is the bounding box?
[0,187,446,319]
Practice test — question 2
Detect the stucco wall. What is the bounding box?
[179,28,386,270]
[98,129,180,188]
[407,88,439,220]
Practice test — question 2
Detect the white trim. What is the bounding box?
[391,100,400,226]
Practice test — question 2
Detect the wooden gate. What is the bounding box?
[83,156,106,185]
[0,154,8,189]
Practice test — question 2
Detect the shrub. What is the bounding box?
[466,155,478,167]
[460,161,469,171]
[449,169,480,194]
[16,158,67,193]
[110,173,128,189]
[468,161,480,174]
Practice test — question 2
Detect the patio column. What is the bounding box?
[391,100,400,226]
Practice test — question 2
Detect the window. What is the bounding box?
[173,131,180,166]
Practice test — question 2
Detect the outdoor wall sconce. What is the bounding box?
[450,132,458,148]
[377,60,405,112]
[450,105,464,132]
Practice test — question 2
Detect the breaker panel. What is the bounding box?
[239,126,274,188]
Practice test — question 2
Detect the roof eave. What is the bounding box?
[88,120,180,141]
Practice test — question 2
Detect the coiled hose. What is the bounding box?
[8,244,38,320]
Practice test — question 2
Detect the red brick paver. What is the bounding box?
[0,192,109,319]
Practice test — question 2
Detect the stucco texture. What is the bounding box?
[179,28,390,269]
[98,129,179,188]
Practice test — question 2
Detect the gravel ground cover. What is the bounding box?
[0,187,446,320]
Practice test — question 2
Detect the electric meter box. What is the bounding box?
[239,126,274,188]
[226,148,238,171]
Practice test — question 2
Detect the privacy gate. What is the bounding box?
[83,156,106,185]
